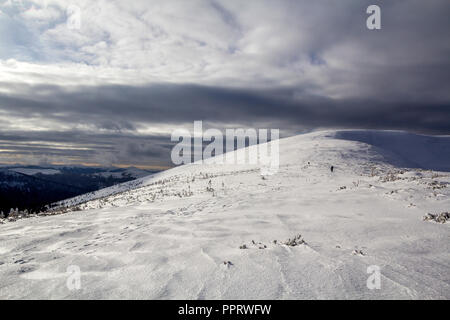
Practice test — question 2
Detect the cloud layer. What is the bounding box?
[0,0,449,166]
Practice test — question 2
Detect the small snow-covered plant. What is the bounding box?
[239,240,268,249]
[206,180,214,192]
[284,234,306,247]
[352,249,366,256]
[423,212,449,224]
[428,181,446,190]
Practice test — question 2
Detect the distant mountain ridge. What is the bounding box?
[0,165,157,214]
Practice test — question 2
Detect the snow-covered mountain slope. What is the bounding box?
[91,167,152,179]
[0,130,448,299]
[0,166,155,214]
[334,130,450,171]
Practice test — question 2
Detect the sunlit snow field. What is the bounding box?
[0,130,449,299]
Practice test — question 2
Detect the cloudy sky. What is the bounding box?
[0,0,449,169]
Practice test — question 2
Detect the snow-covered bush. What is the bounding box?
[284,234,306,246]
[423,212,449,224]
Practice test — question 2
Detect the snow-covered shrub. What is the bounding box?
[352,249,366,256]
[284,234,306,246]
[428,181,447,190]
[423,212,449,224]
[206,180,214,192]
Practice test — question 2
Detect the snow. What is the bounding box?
[334,130,450,171]
[92,167,151,179]
[0,130,449,299]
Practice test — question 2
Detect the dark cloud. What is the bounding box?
[0,83,449,133]
[0,129,174,167]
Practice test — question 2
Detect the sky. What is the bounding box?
[0,0,449,169]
